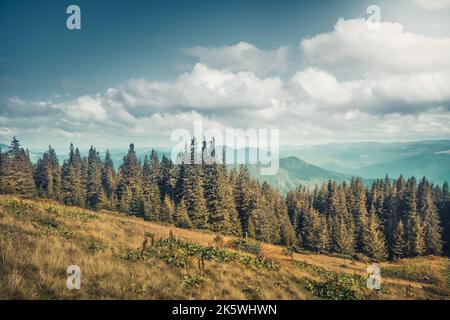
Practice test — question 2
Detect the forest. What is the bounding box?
[1,136,449,261]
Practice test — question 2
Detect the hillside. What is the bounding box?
[245,156,357,192]
[1,195,449,300]
[283,140,450,185]
[355,153,450,186]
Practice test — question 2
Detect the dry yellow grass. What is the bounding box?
[0,195,449,300]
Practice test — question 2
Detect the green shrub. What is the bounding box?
[231,239,261,255]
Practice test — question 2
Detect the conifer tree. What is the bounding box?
[422,192,443,255]
[61,144,84,206]
[2,137,36,197]
[178,138,209,229]
[86,146,104,209]
[363,206,388,260]
[34,146,61,199]
[142,153,161,220]
[407,210,425,257]
[116,143,144,216]
[301,207,322,251]
[404,178,425,256]
[392,220,406,259]
[235,165,257,237]
[317,215,331,253]
[203,141,233,233]
[173,200,192,228]
[101,150,117,209]
[160,194,175,223]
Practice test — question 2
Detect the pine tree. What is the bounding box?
[203,141,232,233]
[116,143,144,216]
[179,138,209,229]
[354,190,369,253]
[301,207,323,251]
[422,192,443,255]
[392,220,406,259]
[404,178,425,256]
[173,200,192,228]
[86,146,104,209]
[142,153,161,221]
[60,144,84,206]
[34,146,61,199]
[363,206,388,260]
[2,137,36,197]
[317,216,331,253]
[235,166,258,237]
[160,195,175,223]
[101,150,117,209]
[407,210,425,256]
[332,215,355,256]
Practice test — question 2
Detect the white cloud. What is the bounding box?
[185,42,289,75]
[412,0,450,10]
[3,19,450,148]
[300,18,450,78]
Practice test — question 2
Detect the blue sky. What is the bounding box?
[1,0,450,149]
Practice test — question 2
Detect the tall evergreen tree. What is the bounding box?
[34,146,61,199]
[2,137,36,197]
[422,192,443,255]
[142,153,161,220]
[116,143,144,216]
[392,220,406,259]
[173,200,192,228]
[363,206,388,260]
[101,150,117,209]
[86,146,106,209]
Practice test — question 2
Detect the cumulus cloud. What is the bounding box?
[412,0,450,10]
[185,42,289,75]
[300,18,450,78]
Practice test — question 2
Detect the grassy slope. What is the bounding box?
[0,195,449,300]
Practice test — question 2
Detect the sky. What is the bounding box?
[1,0,450,150]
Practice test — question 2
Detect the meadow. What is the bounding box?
[1,195,449,300]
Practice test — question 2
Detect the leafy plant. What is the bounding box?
[231,239,261,255]
[183,274,203,289]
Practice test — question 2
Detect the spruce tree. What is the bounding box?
[203,142,232,233]
[116,143,144,216]
[86,146,104,209]
[392,220,406,259]
[142,153,161,221]
[2,137,36,197]
[61,144,84,206]
[422,192,443,255]
[363,207,388,260]
[173,200,192,228]
[160,195,175,223]
[34,146,61,199]
[101,150,117,209]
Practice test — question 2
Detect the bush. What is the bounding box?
[231,239,261,255]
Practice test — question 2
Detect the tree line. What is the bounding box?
[1,137,449,261]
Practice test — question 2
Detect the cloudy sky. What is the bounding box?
[1,0,450,150]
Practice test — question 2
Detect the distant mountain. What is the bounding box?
[0,143,8,150]
[239,156,361,193]
[282,140,450,186]
[355,152,450,185]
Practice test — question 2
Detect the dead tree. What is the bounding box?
[197,255,206,276]
[141,232,155,254]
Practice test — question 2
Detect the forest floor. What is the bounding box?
[1,194,449,300]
